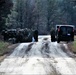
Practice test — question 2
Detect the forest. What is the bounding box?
[0,0,76,34]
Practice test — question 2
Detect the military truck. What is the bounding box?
[1,28,38,43]
[51,25,75,43]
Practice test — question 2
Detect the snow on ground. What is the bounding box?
[49,42,76,75]
[0,35,76,75]
[38,35,51,41]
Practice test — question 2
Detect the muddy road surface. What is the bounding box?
[0,35,76,75]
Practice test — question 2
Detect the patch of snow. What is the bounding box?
[0,35,76,75]
[63,44,68,49]
[49,42,76,75]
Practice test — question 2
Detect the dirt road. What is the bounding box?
[0,35,76,75]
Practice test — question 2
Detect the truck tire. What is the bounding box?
[57,38,60,43]
[51,35,55,42]
[51,39,53,42]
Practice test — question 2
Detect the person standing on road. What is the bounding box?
[33,30,38,42]
[50,28,55,42]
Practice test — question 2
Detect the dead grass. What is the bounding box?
[0,41,9,56]
[68,36,76,53]
[0,41,19,56]
[74,36,76,39]
[0,41,19,62]
[71,41,76,53]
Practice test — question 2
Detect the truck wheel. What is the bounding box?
[57,40,60,43]
[57,39,60,43]
[51,36,55,42]
[51,39,53,42]
[54,38,56,42]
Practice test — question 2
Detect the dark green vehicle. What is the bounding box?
[56,25,75,43]
[2,28,39,43]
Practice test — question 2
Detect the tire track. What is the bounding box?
[49,42,76,75]
[0,43,35,75]
[40,39,61,75]
[0,36,76,75]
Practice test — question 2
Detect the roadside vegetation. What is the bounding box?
[0,41,9,62]
[0,41,9,56]
[0,41,18,56]
[68,36,76,53]
[71,36,76,53]
[0,41,18,62]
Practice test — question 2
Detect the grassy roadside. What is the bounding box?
[0,41,10,56]
[68,36,76,53]
[0,41,10,62]
[0,41,19,56]
[71,37,76,53]
[0,41,19,62]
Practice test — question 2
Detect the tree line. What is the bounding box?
[0,0,76,34]
[0,0,13,31]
